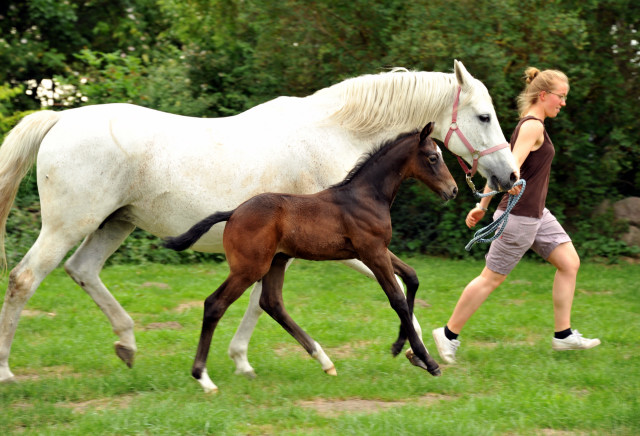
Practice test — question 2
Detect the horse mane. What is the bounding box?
[314,68,464,135]
[330,129,419,189]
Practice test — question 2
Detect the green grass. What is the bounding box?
[1,256,638,435]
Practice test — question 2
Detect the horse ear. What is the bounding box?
[454,60,474,89]
[420,122,434,142]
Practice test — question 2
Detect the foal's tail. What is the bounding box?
[164,210,235,251]
[0,110,61,271]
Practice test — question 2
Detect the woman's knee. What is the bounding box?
[550,243,580,274]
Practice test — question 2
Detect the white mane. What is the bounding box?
[314,69,463,136]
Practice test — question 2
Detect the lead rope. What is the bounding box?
[465,179,526,251]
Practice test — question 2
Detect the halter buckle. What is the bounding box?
[449,122,458,131]
[465,173,477,193]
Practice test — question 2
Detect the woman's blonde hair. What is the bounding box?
[516,67,569,118]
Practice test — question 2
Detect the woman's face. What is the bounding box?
[542,81,568,118]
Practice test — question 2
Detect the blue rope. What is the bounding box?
[465,179,526,251]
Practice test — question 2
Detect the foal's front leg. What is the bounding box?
[388,252,420,357]
[362,251,441,376]
[259,254,336,375]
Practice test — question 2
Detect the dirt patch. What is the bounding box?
[144,321,182,330]
[414,298,431,308]
[273,340,380,359]
[140,281,171,289]
[174,301,202,313]
[56,394,136,414]
[21,309,56,317]
[13,365,78,382]
[578,288,613,296]
[297,393,455,417]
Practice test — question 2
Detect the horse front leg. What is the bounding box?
[362,251,440,376]
[341,257,424,358]
[260,254,336,376]
[388,251,421,357]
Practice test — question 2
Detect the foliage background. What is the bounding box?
[1,0,638,265]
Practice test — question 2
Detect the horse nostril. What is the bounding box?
[452,187,458,198]
[510,171,518,184]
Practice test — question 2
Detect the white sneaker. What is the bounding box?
[432,327,460,364]
[552,330,601,351]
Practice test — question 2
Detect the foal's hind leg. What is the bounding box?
[193,273,256,393]
[64,219,137,367]
[260,254,336,375]
[0,227,84,382]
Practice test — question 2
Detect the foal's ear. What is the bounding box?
[420,122,434,142]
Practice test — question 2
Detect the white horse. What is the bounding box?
[0,60,517,384]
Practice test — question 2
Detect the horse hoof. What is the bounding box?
[235,368,257,379]
[390,342,404,357]
[0,375,16,384]
[324,365,337,376]
[405,348,441,376]
[114,342,136,368]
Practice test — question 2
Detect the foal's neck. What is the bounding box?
[346,135,416,207]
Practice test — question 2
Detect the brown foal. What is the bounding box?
[165,122,457,391]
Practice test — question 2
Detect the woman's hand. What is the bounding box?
[508,182,523,196]
[466,207,486,228]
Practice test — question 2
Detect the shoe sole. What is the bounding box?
[552,339,601,351]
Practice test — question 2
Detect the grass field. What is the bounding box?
[1,256,638,435]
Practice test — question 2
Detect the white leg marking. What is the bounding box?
[228,281,263,376]
[311,341,337,376]
[197,369,218,393]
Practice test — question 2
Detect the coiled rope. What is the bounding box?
[465,179,526,251]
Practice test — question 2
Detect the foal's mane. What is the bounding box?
[315,69,460,135]
[330,129,419,189]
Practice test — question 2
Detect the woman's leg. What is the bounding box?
[545,241,580,332]
[433,266,506,363]
[446,266,507,334]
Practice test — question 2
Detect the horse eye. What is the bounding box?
[478,114,491,123]
[427,155,438,165]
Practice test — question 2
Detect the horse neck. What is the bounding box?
[317,71,457,143]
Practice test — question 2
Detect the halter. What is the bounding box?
[443,86,510,193]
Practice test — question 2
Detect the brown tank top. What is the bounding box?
[497,116,554,218]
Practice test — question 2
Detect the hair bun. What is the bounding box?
[524,67,540,84]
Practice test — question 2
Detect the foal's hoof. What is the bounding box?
[114,342,136,368]
[390,340,405,357]
[405,349,441,377]
[324,365,337,376]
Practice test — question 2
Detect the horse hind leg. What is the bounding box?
[0,227,83,382]
[63,219,137,368]
[227,281,264,378]
[193,272,256,393]
[260,254,336,376]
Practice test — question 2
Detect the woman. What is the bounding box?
[432,67,600,364]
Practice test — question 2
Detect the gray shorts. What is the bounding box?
[485,208,571,275]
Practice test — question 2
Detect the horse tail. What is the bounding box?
[0,110,61,271]
[164,210,235,251]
